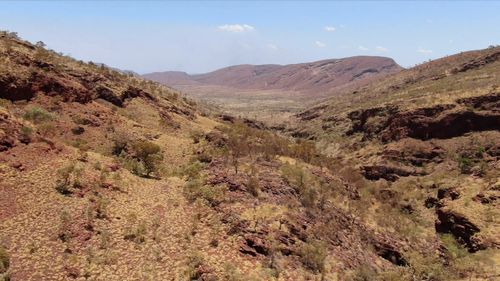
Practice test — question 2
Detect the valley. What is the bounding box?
[0,28,499,281]
[144,57,401,123]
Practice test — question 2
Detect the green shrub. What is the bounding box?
[111,135,130,156]
[189,129,204,144]
[195,150,212,163]
[280,163,307,193]
[199,185,226,206]
[247,175,260,197]
[37,123,56,138]
[158,115,181,129]
[184,179,226,206]
[183,178,203,202]
[20,126,33,142]
[440,234,468,260]
[184,252,205,280]
[55,163,83,195]
[99,229,111,249]
[182,161,204,180]
[281,163,320,208]
[300,240,327,273]
[0,245,9,274]
[122,158,144,176]
[58,210,72,242]
[69,138,90,151]
[93,195,110,219]
[405,251,446,281]
[457,155,473,174]
[0,98,11,108]
[123,213,147,244]
[300,187,317,208]
[223,263,245,281]
[132,140,163,177]
[350,265,377,281]
[23,107,53,124]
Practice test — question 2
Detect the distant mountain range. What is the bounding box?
[143,56,403,97]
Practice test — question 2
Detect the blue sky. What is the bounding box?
[1,1,499,74]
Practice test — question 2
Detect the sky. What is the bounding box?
[1,1,499,74]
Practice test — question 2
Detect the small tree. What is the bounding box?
[23,107,53,124]
[300,240,327,274]
[35,41,46,48]
[247,166,260,197]
[132,140,163,177]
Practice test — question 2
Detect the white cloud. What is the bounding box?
[417,47,433,54]
[358,45,369,51]
[324,26,336,32]
[267,44,278,50]
[267,43,278,50]
[315,41,326,48]
[218,24,255,33]
[375,46,388,52]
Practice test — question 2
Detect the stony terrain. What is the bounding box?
[0,31,499,281]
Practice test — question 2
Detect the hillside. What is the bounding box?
[143,57,402,124]
[0,31,499,281]
[194,57,401,95]
[292,46,500,139]
[289,45,500,278]
[144,57,402,96]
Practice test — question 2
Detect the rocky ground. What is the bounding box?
[0,32,499,281]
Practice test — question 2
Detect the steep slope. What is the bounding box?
[144,56,402,97]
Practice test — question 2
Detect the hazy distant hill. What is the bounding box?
[144,56,403,97]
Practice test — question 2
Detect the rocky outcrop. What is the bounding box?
[425,197,440,208]
[380,109,500,142]
[204,131,228,147]
[437,187,460,200]
[217,114,266,129]
[96,86,122,106]
[346,92,500,142]
[240,233,270,256]
[346,105,399,139]
[451,50,500,74]
[382,139,445,166]
[457,92,500,111]
[372,241,408,266]
[361,165,425,181]
[473,192,498,204]
[0,110,24,151]
[0,74,36,101]
[435,208,484,252]
[296,104,328,121]
[122,86,156,103]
